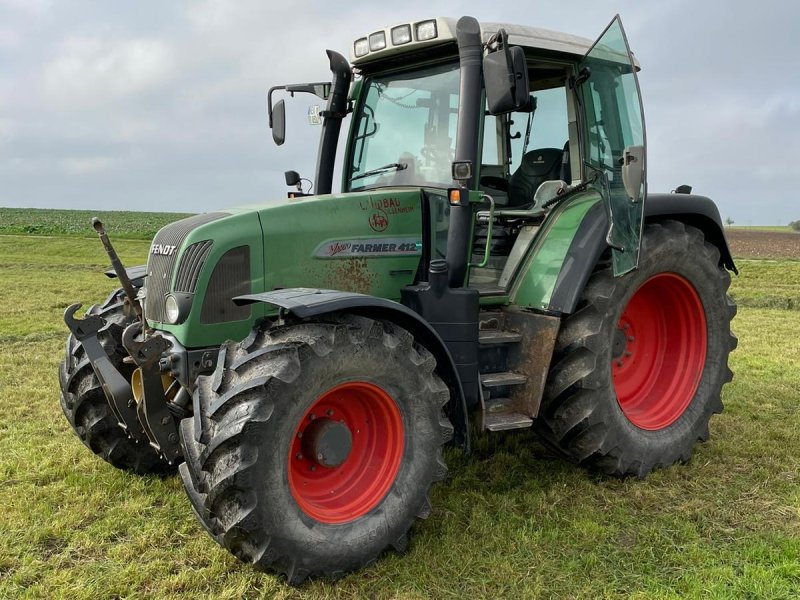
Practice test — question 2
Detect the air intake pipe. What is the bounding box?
[446,16,483,287]
[314,50,352,195]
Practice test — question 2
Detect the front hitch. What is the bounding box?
[63,303,149,444]
[122,322,183,464]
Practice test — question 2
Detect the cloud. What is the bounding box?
[59,155,118,174]
[42,37,175,109]
[0,0,51,16]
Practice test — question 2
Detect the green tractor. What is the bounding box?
[59,15,737,583]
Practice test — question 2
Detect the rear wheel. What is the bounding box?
[58,289,173,475]
[536,220,737,477]
[179,315,452,584]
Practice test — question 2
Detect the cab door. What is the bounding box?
[578,15,646,275]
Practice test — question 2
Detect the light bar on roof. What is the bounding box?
[351,18,446,63]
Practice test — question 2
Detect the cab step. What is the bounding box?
[483,397,533,431]
[479,330,524,345]
[480,371,527,388]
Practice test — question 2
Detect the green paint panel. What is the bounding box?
[258,189,423,299]
[510,191,601,310]
[150,212,267,348]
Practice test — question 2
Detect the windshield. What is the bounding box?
[348,62,460,191]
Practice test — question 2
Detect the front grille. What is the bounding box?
[174,240,213,293]
[200,245,251,324]
[145,213,226,322]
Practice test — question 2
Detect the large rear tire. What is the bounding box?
[179,315,453,584]
[58,289,173,475]
[536,220,737,477]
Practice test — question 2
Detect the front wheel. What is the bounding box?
[536,220,737,477]
[179,315,453,584]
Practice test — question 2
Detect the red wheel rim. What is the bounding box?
[288,381,404,524]
[612,273,707,430]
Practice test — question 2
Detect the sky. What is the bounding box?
[0,0,797,224]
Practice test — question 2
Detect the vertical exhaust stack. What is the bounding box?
[446,16,483,287]
[314,50,352,195]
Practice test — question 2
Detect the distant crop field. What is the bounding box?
[0,207,192,240]
[727,228,800,260]
[1,213,799,599]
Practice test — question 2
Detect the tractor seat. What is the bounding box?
[508,146,570,207]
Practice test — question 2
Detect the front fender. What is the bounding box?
[235,288,470,450]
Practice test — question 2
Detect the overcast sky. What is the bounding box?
[1,0,797,224]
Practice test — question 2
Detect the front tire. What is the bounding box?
[58,289,173,475]
[536,220,737,477]
[179,315,453,584]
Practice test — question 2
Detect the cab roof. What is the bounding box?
[349,17,640,69]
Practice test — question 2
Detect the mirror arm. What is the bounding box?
[267,81,333,128]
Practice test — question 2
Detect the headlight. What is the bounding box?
[165,295,180,324]
[391,25,412,45]
[415,20,438,41]
[354,37,369,57]
[368,31,387,51]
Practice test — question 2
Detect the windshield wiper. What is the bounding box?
[350,162,407,182]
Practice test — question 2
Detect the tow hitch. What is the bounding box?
[122,323,183,464]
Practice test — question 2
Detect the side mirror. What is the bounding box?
[284,170,301,188]
[621,145,645,203]
[483,29,530,115]
[272,99,286,146]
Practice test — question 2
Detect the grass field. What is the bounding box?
[1,210,799,599]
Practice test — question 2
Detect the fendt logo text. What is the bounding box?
[151,244,177,256]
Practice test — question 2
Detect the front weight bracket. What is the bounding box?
[63,303,149,444]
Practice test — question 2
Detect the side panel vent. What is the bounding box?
[200,245,252,324]
[174,240,212,293]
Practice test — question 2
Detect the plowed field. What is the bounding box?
[727,229,800,259]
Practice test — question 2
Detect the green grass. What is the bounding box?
[728,225,795,232]
[1,233,799,599]
[0,207,192,240]
[730,260,800,310]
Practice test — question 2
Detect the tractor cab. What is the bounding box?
[271,16,647,302]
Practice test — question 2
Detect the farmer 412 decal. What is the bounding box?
[314,237,421,259]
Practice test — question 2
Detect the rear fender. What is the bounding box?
[235,288,470,451]
[545,193,736,315]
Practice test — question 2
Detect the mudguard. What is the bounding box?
[235,288,470,450]
[547,193,736,315]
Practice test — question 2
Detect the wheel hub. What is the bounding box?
[301,417,353,468]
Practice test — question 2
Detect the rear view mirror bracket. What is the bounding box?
[267,81,332,145]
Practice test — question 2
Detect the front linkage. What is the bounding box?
[63,220,187,466]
